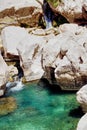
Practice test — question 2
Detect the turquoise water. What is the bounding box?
[0,83,83,130]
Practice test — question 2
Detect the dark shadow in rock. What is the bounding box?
[38,78,62,95]
[69,106,84,118]
[41,0,69,29]
[37,77,78,95]
[14,61,24,79]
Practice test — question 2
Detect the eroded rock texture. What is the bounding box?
[0,0,42,28]
[42,24,87,90]
[1,24,87,90]
[57,0,87,25]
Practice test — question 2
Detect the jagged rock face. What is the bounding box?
[1,24,87,90]
[43,24,87,90]
[57,0,87,25]
[77,113,87,130]
[0,0,42,28]
[17,34,46,81]
[0,54,8,96]
[1,26,57,82]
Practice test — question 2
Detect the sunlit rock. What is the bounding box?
[77,84,87,113]
[57,0,87,25]
[17,33,46,81]
[1,26,57,82]
[0,0,42,28]
[58,23,79,34]
[0,54,8,96]
[43,24,87,90]
[77,113,87,130]
[1,26,29,57]
[2,23,87,90]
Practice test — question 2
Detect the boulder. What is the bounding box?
[0,0,42,28]
[1,26,29,57]
[77,113,87,130]
[2,24,87,90]
[43,24,87,90]
[58,23,79,34]
[16,27,57,82]
[1,26,58,82]
[17,33,46,81]
[0,54,8,96]
[57,0,87,25]
[77,84,87,113]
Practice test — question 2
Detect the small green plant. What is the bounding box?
[47,0,61,7]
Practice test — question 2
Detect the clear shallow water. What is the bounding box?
[0,83,83,130]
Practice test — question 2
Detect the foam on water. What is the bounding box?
[6,81,24,92]
[10,81,24,92]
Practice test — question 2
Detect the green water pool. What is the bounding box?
[0,83,83,130]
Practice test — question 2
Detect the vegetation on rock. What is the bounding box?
[47,0,61,7]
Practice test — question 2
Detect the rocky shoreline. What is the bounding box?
[0,0,87,130]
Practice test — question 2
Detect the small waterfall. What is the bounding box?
[6,80,24,92]
[6,60,24,93]
[42,0,53,29]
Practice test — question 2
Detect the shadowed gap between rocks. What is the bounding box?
[69,106,84,118]
[37,0,69,29]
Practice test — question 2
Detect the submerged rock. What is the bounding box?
[0,97,17,116]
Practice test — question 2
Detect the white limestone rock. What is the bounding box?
[77,84,87,113]
[58,23,79,34]
[0,54,8,86]
[0,54,8,96]
[17,34,46,81]
[2,23,87,90]
[43,24,87,90]
[77,113,87,130]
[1,26,29,56]
[57,0,87,24]
[0,0,42,11]
[0,0,43,27]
